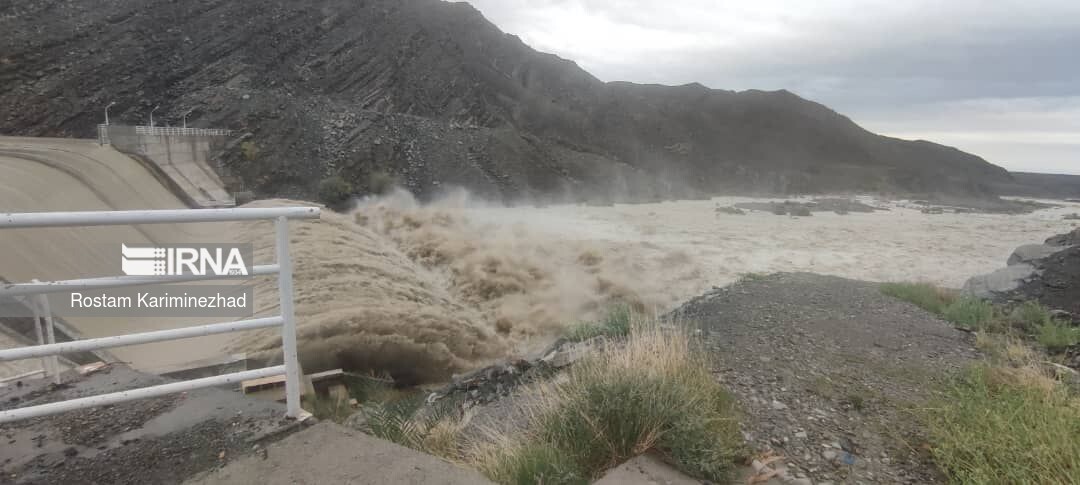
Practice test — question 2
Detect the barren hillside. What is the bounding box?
[0,0,1014,203]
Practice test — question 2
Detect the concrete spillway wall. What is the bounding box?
[102,125,235,207]
[0,136,240,374]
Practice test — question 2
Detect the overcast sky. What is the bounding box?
[468,0,1080,174]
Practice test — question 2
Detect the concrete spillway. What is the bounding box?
[102,126,235,207]
[0,136,241,374]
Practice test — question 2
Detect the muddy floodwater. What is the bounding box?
[466,196,1079,303]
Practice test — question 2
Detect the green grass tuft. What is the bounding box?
[884,282,1080,483]
[1009,301,1054,329]
[565,305,633,342]
[941,297,996,331]
[357,393,467,458]
[880,282,956,315]
[481,442,587,485]
[880,282,997,331]
[736,272,768,283]
[304,393,354,423]
[925,365,1080,485]
[476,324,745,483]
[1036,321,1080,353]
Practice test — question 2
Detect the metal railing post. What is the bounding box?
[36,294,61,384]
[28,294,49,377]
[275,216,302,418]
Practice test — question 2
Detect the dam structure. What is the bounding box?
[0,130,242,379]
[98,123,236,208]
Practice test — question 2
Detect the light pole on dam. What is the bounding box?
[104,101,116,126]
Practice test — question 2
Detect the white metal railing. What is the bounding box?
[97,124,110,145]
[134,126,233,137]
[97,125,233,145]
[0,206,320,423]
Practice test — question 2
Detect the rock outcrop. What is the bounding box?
[965,228,1080,318]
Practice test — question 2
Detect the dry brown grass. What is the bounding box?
[467,319,744,484]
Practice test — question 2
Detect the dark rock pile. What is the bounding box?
[715,205,746,215]
[427,359,538,409]
[965,228,1080,320]
[425,337,600,408]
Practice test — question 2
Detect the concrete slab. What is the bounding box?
[594,454,702,485]
[596,454,788,485]
[1,364,299,484]
[185,421,492,485]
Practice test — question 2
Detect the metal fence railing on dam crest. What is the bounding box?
[99,124,233,142]
[97,124,238,208]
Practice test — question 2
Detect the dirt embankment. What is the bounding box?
[672,273,979,484]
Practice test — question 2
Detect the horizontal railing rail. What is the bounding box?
[134,126,233,137]
[0,317,284,361]
[0,207,319,424]
[0,264,280,297]
[0,366,285,423]
[0,206,318,229]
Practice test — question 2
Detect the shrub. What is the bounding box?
[1009,301,1053,330]
[474,323,745,483]
[357,394,467,459]
[318,175,354,211]
[880,282,956,315]
[366,170,397,195]
[737,272,768,283]
[479,442,587,485]
[239,140,259,161]
[925,365,1080,484]
[565,305,633,342]
[304,393,354,423]
[975,332,1041,366]
[942,297,996,331]
[1036,321,1080,353]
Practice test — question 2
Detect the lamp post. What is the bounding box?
[104,101,116,125]
[150,105,159,128]
[182,110,191,129]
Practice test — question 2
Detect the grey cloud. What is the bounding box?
[467,0,1079,172]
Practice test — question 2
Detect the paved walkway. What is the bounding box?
[186,422,492,485]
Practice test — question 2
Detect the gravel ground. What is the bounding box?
[672,272,980,484]
[1,365,301,484]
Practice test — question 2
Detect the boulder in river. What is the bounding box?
[964,228,1080,317]
[1008,244,1065,266]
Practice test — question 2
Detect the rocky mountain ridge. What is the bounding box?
[1,0,1016,203]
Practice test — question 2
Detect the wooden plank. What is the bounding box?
[241,368,341,394]
[241,374,286,393]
